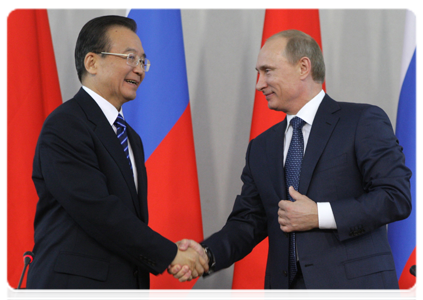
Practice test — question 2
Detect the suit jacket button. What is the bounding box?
[283,270,288,277]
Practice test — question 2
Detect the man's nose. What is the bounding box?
[255,73,267,91]
[132,65,145,84]
[133,62,144,76]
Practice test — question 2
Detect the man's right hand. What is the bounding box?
[168,239,209,282]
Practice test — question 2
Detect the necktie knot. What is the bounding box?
[290,117,306,131]
[114,114,127,130]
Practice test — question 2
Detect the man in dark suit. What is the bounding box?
[170,30,412,288]
[26,15,207,289]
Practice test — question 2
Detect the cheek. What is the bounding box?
[139,73,146,84]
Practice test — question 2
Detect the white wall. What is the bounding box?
[48,9,406,289]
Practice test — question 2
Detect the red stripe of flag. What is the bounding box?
[232,9,324,289]
[398,248,416,289]
[7,9,62,288]
[146,104,203,289]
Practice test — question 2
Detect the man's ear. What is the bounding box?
[84,52,98,76]
[299,56,312,80]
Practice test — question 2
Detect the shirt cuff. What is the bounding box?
[317,202,337,229]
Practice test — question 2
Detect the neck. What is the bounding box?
[83,81,122,111]
[288,84,323,115]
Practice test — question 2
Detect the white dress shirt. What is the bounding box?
[82,86,138,191]
[283,90,337,229]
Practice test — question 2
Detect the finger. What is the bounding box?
[185,240,207,261]
[173,265,189,280]
[198,247,208,265]
[175,265,190,280]
[179,269,192,282]
[288,186,302,200]
[278,215,284,226]
[168,264,181,275]
[280,222,292,232]
[278,199,291,209]
[176,239,190,251]
[199,255,209,273]
[194,260,205,277]
[197,246,207,261]
[191,267,199,278]
[279,217,289,229]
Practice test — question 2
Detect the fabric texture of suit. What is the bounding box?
[203,94,412,289]
[27,88,177,289]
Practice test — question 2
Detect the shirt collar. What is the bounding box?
[285,90,325,131]
[82,86,124,126]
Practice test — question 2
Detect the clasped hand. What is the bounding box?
[168,239,209,282]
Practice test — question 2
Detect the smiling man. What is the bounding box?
[172,29,412,289]
[26,15,207,289]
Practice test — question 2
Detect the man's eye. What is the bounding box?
[127,54,136,61]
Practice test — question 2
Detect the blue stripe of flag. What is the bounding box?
[388,48,416,279]
[125,9,189,161]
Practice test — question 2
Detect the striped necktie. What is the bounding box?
[114,114,132,170]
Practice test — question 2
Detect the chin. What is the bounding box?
[267,100,280,111]
[124,93,137,101]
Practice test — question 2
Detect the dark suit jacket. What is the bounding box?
[203,94,412,289]
[26,88,177,289]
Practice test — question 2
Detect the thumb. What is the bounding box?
[288,186,302,201]
[176,239,190,251]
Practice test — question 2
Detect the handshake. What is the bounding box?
[168,239,210,282]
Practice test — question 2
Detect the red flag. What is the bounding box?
[232,9,324,289]
[7,9,62,288]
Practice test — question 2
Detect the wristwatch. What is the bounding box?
[201,244,216,276]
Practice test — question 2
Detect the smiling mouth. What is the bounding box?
[125,79,139,86]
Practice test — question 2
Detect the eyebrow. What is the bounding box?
[256,64,275,72]
[124,47,147,58]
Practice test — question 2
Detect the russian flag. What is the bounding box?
[387,10,416,289]
[126,9,203,289]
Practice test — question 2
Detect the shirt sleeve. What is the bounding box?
[317,202,337,229]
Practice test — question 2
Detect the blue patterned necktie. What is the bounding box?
[284,116,306,285]
[114,114,132,170]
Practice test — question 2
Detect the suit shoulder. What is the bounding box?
[336,101,385,114]
[252,120,285,143]
[45,95,86,123]
[41,97,90,140]
[331,100,393,132]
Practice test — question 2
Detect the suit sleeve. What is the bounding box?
[330,105,412,241]
[202,140,268,271]
[35,111,177,275]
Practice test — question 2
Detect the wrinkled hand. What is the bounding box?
[278,186,319,232]
[168,239,209,282]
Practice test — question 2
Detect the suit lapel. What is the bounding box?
[266,120,288,200]
[299,95,340,195]
[127,126,148,222]
[74,88,141,217]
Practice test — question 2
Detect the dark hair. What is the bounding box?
[268,30,325,84]
[75,15,137,82]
